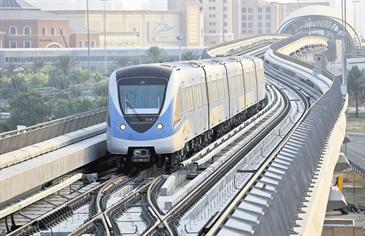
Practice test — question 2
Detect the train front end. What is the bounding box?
[107,65,184,166]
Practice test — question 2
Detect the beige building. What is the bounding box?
[52,6,204,48]
[232,0,285,39]
[168,0,204,47]
[199,0,234,46]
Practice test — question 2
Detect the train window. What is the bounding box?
[188,87,194,111]
[201,84,207,105]
[118,77,167,115]
[182,87,189,112]
[174,89,183,127]
[194,86,201,108]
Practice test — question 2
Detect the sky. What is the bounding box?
[26,0,168,11]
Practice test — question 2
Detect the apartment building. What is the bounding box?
[199,0,234,46]
[232,0,285,39]
[168,0,204,47]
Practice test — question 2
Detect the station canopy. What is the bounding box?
[278,6,362,57]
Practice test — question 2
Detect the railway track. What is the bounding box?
[140,73,309,235]
[0,39,288,236]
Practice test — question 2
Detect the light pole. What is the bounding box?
[352,0,360,31]
[102,0,107,75]
[177,33,182,61]
[338,30,347,95]
[86,0,91,79]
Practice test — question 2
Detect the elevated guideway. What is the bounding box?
[0,110,107,205]
[0,35,281,209]
[0,33,347,235]
[201,35,347,235]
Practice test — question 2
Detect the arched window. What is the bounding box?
[9,26,17,35]
[23,26,31,35]
[51,27,55,35]
[42,27,47,35]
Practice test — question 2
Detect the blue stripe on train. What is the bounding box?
[108,97,181,141]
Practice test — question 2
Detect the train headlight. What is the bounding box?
[157,123,164,130]
[120,124,126,131]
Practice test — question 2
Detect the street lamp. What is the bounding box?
[101,0,107,75]
[337,30,347,95]
[352,0,360,31]
[86,0,91,79]
[176,33,182,61]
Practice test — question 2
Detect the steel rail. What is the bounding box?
[141,82,291,235]
[204,65,312,236]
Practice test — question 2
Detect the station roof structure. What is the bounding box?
[278,5,362,57]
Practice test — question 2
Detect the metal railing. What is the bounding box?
[0,108,107,154]
[208,35,345,235]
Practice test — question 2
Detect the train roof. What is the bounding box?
[115,64,173,81]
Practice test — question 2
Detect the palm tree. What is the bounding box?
[182,51,198,61]
[146,46,163,63]
[50,55,78,90]
[348,66,365,117]
[54,55,78,80]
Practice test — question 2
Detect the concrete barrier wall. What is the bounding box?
[294,96,348,235]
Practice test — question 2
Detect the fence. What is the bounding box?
[0,108,107,154]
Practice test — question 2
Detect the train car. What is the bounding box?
[107,56,266,169]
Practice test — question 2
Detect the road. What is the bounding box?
[346,133,365,173]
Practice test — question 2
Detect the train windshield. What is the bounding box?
[118,78,167,115]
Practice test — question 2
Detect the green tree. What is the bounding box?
[50,97,102,119]
[9,91,50,126]
[348,66,365,117]
[182,50,198,61]
[24,69,49,88]
[146,46,164,63]
[49,55,78,90]
[9,67,28,93]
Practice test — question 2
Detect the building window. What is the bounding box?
[266,7,271,12]
[241,8,246,13]
[60,27,64,35]
[266,14,270,19]
[248,23,253,28]
[51,27,55,35]
[24,40,31,48]
[91,41,95,47]
[79,41,83,47]
[23,26,31,35]
[258,7,262,13]
[258,22,262,28]
[248,8,252,13]
[242,15,247,20]
[9,26,17,35]
[9,40,17,48]
[42,27,47,35]
[258,15,262,20]
[242,23,247,28]
[248,15,253,20]
[258,29,262,34]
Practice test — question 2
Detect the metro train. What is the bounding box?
[107,56,266,169]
